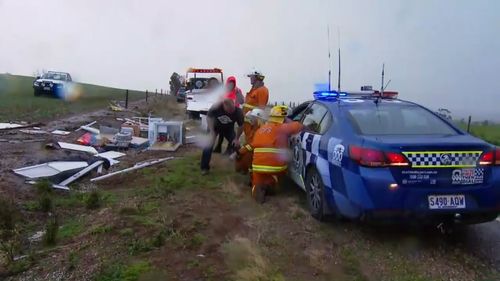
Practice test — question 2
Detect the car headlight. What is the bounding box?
[34,81,40,87]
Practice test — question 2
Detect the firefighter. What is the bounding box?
[232,108,266,175]
[249,105,303,203]
[233,69,269,148]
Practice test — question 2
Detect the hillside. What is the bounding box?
[0,74,146,121]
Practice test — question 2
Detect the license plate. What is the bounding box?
[43,87,50,90]
[428,195,465,209]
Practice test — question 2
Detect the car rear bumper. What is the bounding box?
[336,167,500,223]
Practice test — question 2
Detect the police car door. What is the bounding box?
[289,102,329,190]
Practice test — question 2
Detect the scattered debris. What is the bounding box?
[51,130,71,136]
[8,139,46,144]
[80,125,100,135]
[26,180,72,191]
[107,128,133,149]
[149,121,184,151]
[75,121,97,132]
[131,136,149,148]
[109,102,125,112]
[0,122,23,130]
[20,129,49,135]
[95,151,125,166]
[54,160,105,189]
[95,151,126,159]
[77,132,104,146]
[90,157,174,182]
[13,161,89,179]
[186,135,197,144]
[28,230,46,243]
[0,122,42,131]
[58,142,98,154]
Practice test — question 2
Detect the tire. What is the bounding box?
[305,167,327,221]
[34,89,40,96]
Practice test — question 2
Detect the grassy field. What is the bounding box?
[0,74,146,121]
[3,152,498,281]
[456,121,500,145]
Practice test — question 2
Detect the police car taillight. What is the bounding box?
[349,146,409,167]
[479,148,500,166]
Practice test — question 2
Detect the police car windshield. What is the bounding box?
[42,73,67,80]
[347,103,458,135]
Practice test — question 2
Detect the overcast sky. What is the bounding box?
[0,0,498,120]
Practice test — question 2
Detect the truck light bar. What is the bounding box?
[187,68,223,73]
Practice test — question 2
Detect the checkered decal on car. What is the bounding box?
[403,151,482,168]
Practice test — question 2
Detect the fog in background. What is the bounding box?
[0,0,499,121]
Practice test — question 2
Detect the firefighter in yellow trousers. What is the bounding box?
[240,105,303,203]
[233,108,266,175]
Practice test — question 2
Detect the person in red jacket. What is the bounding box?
[224,76,244,108]
[240,105,303,203]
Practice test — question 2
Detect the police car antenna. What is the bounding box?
[375,63,385,105]
[327,24,332,91]
[380,63,385,96]
[337,28,341,92]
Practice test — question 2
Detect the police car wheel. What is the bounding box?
[306,168,326,221]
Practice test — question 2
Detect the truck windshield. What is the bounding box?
[347,103,459,135]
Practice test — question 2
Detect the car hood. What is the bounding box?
[36,79,66,84]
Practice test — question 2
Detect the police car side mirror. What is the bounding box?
[36,76,41,79]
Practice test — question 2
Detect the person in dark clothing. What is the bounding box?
[213,76,244,153]
[201,98,244,175]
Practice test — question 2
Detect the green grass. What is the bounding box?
[59,217,85,240]
[95,261,153,281]
[456,121,500,145]
[0,73,145,121]
[340,248,369,281]
[138,154,229,197]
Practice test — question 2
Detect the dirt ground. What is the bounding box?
[1,98,499,281]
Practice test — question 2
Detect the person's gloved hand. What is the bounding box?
[232,138,240,147]
[229,152,238,161]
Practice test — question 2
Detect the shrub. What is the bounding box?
[36,180,53,212]
[44,216,58,246]
[85,190,101,210]
[38,194,53,212]
[0,198,21,265]
[35,180,53,195]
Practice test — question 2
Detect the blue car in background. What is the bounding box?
[288,90,500,225]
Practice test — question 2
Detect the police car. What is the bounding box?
[288,90,500,225]
[33,71,73,97]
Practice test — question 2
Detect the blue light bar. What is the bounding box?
[313,90,347,100]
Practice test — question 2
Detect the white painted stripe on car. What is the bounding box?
[302,132,310,150]
[312,134,321,156]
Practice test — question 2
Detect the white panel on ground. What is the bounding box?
[58,142,98,154]
[13,161,88,179]
[51,130,71,135]
[96,151,126,159]
[0,123,23,129]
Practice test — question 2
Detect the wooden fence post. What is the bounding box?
[125,89,129,109]
[155,89,158,96]
[146,90,148,103]
[467,116,472,133]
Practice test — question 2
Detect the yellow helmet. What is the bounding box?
[268,105,288,123]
